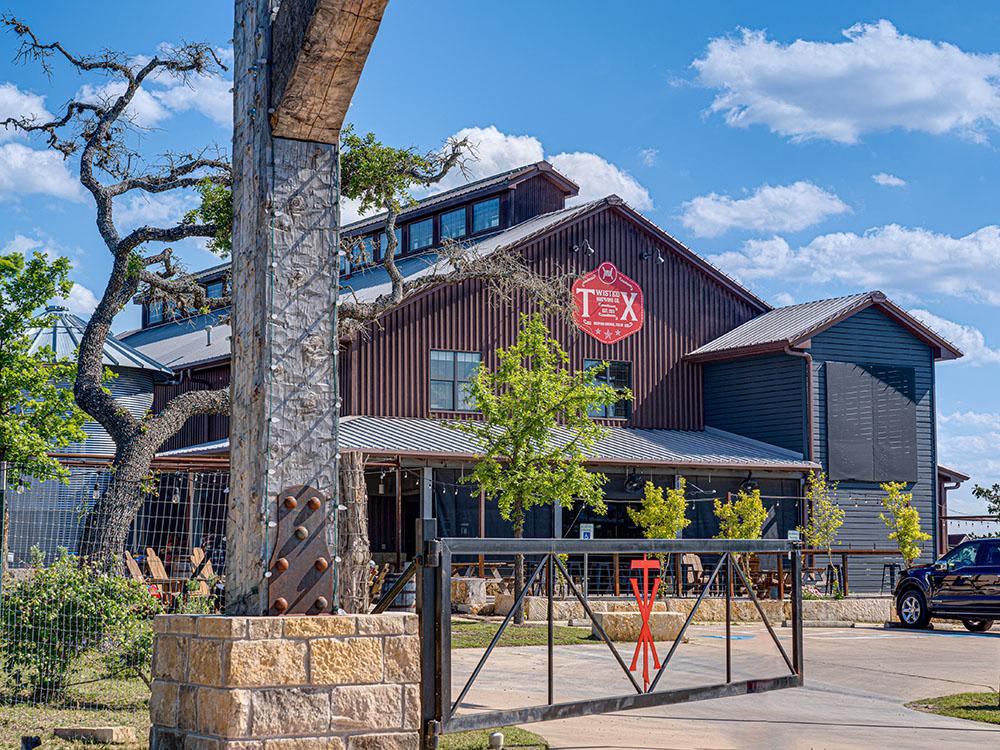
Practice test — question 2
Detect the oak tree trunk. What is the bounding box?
[338,450,370,613]
[513,501,525,625]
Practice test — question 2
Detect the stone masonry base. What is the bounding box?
[149,613,419,750]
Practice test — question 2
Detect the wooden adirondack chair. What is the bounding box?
[146,547,183,605]
[125,550,164,601]
[190,547,217,597]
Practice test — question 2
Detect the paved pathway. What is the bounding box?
[450,624,1000,749]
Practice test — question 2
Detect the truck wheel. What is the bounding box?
[962,619,994,632]
[896,589,930,628]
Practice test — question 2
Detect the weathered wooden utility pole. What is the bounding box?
[227,0,387,615]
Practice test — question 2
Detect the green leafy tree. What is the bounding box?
[629,478,691,540]
[972,483,1000,526]
[797,470,845,577]
[880,481,931,568]
[714,487,768,540]
[455,314,628,623]
[0,251,87,481]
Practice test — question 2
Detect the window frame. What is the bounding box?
[408,217,435,253]
[204,280,225,299]
[429,349,482,413]
[440,206,468,240]
[472,197,501,234]
[584,358,633,420]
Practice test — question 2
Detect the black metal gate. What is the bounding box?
[412,518,804,749]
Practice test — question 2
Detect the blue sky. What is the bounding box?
[2,1,999,522]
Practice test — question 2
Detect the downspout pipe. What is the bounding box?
[783,345,814,463]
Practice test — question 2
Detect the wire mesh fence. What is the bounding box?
[0,462,229,707]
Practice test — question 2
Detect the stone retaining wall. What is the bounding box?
[149,613,419,750]
[495,595,892,624]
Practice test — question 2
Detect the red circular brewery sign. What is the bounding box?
[572,262,644,344]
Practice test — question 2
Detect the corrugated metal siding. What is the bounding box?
[154,364,231,452]
[62,368,155,455]
[341,206,761,429]
[703,353,807,454]
[810,306,937,590]
[510,174,568,225]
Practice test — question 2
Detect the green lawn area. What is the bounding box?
[440,725,548,749]
[909,692,1000,725]
[451,619,599,649]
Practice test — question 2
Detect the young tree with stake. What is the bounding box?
[456,315,628,624]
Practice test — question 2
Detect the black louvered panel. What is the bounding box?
[826,362,876,481]
[870,365,917,482]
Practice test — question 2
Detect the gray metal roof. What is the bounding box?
[155,419,816,471]
[27,307,173,376]
[343,161,579,234]
[688,291,962,361]
[337,416,817,471]
[128,321,231,369]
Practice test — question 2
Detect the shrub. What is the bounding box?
[0,550,161,699]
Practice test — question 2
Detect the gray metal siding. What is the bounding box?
[61,368,155,456]
[703,353,807,455]
[810,307,937,590]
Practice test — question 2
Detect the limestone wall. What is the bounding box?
[149,613,419,750]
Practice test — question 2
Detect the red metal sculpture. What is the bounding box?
[629,556,661,691]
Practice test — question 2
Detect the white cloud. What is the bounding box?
[115,192,196,228]
[710,223,1000,304]
[873,172,906,187]
[909,309,1000,365]
[680,181,849,238]
[56,282,100,316]
[773,292,796,307]
[78,81,171,128]
[425,126,652,210]
[0,83,51,141]
[0,143,83,201]
[639,148,658,167]
[940,410,1000,430]
[152,73,233,128]
[693,20,1000,144]
[550,152,652,210]
[340,197,364,225]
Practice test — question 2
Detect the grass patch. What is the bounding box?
[909,692,1000,725]
[440,725,548,749]
[451,619,598,649]
[0,701,150,750]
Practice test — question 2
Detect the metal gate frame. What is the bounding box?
[416,519,804,749]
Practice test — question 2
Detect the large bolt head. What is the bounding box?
[307,496,322,511]
[294,526,308,540]
[274,597,288,612]
[315,596,329,610]
[275,557,289,572]
[283,496,297,509]
[314,557,329,572]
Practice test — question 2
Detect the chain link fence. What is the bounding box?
[0,462,229,708]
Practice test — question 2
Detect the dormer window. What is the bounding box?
[409,218,434,252]
[379,227,402,258]
[440,207,467,240]
[472,198,500,233]
[147,301,165,325]
[205,280,224,299]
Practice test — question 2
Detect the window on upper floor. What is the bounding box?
[430,349,481,412]
[147,301,164,325]
[472,197,500,233]
[339,248,351,277]
[205,280,225,299]
[826,362,917,482]
[440,207,467,240]
[409,218,434,252]
[380,227,403,258]
[584,359,633,419]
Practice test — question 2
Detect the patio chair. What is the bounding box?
[146,547,184,605]
[681,553,709,595]
[190,547,217,597]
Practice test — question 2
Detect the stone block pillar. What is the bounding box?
[149,614,419,749]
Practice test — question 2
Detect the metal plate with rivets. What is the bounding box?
[267,484,334,615]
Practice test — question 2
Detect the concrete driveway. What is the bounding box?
[450,624,1000,749]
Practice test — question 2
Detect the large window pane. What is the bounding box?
[472,198,500,233]
[430,350,481,412]
[584,359,632,419]
[205,281,224,298]
[440,207,466,239]
[430,380,454,411]
[147,301,163,325]
[430,350,454,380]
[409,218,434,251]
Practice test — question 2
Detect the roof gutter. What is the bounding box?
[784,345,814,462]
